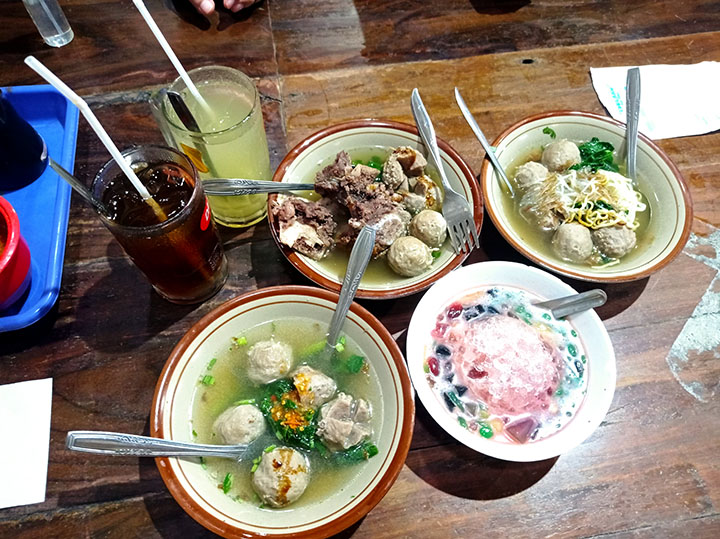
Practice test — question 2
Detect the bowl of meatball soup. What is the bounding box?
[268,119,483,299]
[152,285,414,538]
[479,111,693,282]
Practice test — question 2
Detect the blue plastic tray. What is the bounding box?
[0,85,79,332]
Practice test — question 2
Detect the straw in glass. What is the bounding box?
[24,55,167,221]
[131,0,212,120]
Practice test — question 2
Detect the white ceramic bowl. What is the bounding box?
[480,111,693,282]
[269,119,483,299]
[406,261,616,462]
[152,286,414,538]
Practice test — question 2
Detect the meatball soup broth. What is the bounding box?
[152,286,414,538]
[481,111,692,282]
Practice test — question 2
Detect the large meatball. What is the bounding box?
[541,139,581,172]
[292,365,337,409]
[514,161,549,189]
[592,225,637,258]
[252,447,310,507]
[409,209,447,248]
[247,340,293,385]
[212,404,265,445]
[552,222,593,262]
[387,236,433,277]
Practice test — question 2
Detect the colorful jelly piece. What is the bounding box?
[505,416,539,444]
[478,422,494,438]
[435,344,451,358]
[427,356,439,376]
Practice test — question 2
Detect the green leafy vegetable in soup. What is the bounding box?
[190,318,383,509]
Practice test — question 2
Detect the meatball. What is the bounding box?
[252,447,310,507]
[247,340,293,385]
[552,222,593,262]
[401,192,427,215]
[414,174,442,211]
[381,153,408,191]
[317,392,373,450]
[212,404,265,445]
[514,161,549,190]
[592,225,637,258]
[387,236,433,277]
[541,139,581,172]
[292,365,337,409]
[409,209,447,248]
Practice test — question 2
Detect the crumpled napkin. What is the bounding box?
[590,62,720,140]
[0,378,52,510]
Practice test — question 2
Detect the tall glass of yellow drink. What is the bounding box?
[153,66,271,228]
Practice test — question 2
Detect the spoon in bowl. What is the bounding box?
[324,225,376,356]
[625,67,641,182]
[66,430,248,459]
[533,289,607,319]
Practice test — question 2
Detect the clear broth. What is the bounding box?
[190,317,383,509]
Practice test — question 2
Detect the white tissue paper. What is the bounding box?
[590,62,720,140]
[0,378,53,510]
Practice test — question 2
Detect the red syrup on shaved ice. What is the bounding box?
[424,286,588,444]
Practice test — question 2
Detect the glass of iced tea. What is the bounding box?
[151,66,272,228]
[92,145,228,304]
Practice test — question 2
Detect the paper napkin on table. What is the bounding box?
[590,62,720,140]
[0,378,52,510]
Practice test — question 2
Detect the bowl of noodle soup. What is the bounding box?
[480,111,693,282]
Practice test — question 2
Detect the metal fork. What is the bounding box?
[411,88,479,254]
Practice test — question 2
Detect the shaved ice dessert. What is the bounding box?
[425,286,587,444]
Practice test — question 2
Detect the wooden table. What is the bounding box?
[1,1,719,537]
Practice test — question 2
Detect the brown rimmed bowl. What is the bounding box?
[151,285,415,538]
[480,111,693,282]
[268,119,483,299]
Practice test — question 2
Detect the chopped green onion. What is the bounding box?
[431,250,442,259]
[199,456,207,470]
[233,336,248,346]
[192,429,198,437]
[283,399,297,409]
[200,375,215,386]
[542,127,557,139]
[264,445,277,453]
[207,358,217,370]
[233,398,256,406]
[222,473,233,494]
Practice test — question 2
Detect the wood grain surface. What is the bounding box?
[1,0,719,537]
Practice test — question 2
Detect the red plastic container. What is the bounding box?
[0,196,32,310]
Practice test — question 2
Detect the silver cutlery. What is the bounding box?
[411,88,479,255]
[454,87,515,196]
[625,67,641,181]
[202,178,315,196]
[66,430,248,459]
[534,289,607,319]
[325,225,376,355]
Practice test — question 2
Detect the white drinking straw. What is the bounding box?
[24,56,166,218]
[131,0,212,116]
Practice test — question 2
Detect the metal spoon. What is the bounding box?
[66,430,248,459]
[533,289,607,319]
[625,67,641,181]
[48,158,110,217]
[203,178,315,196]
[324,225,376,354]
[164,89,220,178]
[454,87,514,196]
